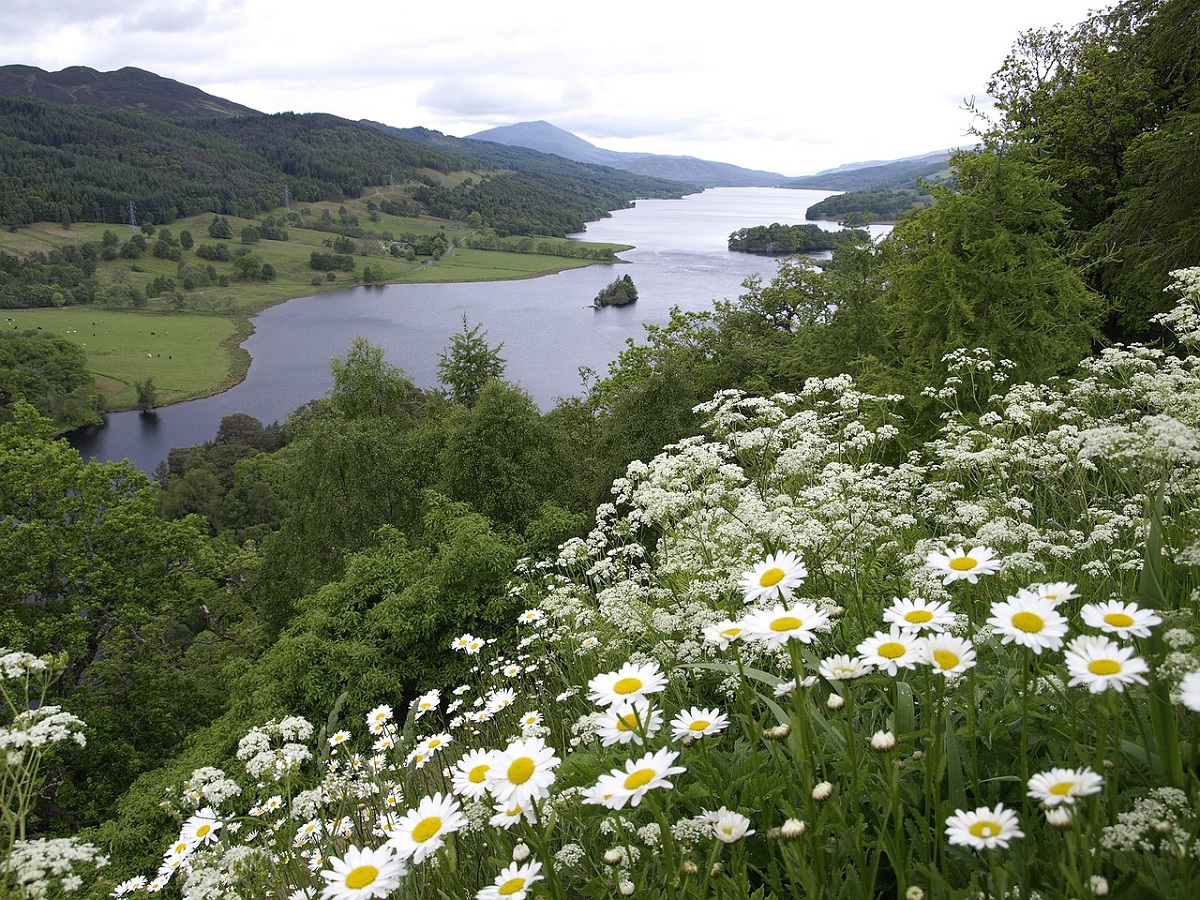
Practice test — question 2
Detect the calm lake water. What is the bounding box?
[70,188,885,473]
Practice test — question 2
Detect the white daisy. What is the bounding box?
[884,597,955,633]
[1032,582,1080,606]
[319,844,407,900]
[451,634,474,652]
[669,706,730,741]
[450,748,497,801]
[944,803,1024,850]
[386,792,468,864]
[1064,635,1149,693]
[926,545,1002,585]
[702,619,745,649]
[484,688,517,715]
[485,736,560,807]
[585,747,686,810]
[597,700,662,747]
[818,654,872,681]
[739,602,830,648]
[476,860,543,900]
[710,808,755,843]
[328,730,351,749]
[488,799,536,830]
[180,806,222,848]
[738,551,807,603]
[1179,670,1200,712]
[1026,767,1104,807]
[857,626,922,676]
[1080,601,1162,639]
[366,705,394,734]
[588,661,669,708]
[986,591,1069,654]
[918,634,977,679]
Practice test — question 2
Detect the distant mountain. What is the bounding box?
[466,121,789,189]
[782,151,957,192]
[0,65,262,118]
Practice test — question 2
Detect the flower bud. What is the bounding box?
[780,818,807,839]
[512,842,530,862]
[826,694,845,710]
[905,888,926,900]
[812,781,834,802]
[870,730,896,751]
[763,723,791,741]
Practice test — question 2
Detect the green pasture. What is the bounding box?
[4,307,242,408]
[413,248,606,281]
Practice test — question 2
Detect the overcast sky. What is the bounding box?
[1,0,1103,176]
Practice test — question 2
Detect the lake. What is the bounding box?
[70,188,885,473]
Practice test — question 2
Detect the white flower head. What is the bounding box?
[945,803,1024,850]
[1026,767,1104,807]
[927,546,1002,585]
[986,591,1069,654]
[739,551,807,603]
[1080,601,1162,639]
[1065,635,1150,693]
[588,661,668,708]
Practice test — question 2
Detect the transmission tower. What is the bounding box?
[128,200,137,228]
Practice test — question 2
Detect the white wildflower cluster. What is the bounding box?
[0,705,87,760]
[0,650,53,679]
[6,837,108,898]
[180,767,243,810]
[236,717,314,781]
[1101,787,1200,857]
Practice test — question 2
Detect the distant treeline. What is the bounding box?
[805,187,934,224]
[728,222,869,255]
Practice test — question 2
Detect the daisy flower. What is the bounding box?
[328,730,351,749]
[485,736,561,807]
[739,602,830,648]
[112,876,148,897]
[366,705,393,734]
[702,619,744,649]
[986,591,1069,654]
[944,803,1024,850]
[884,597,955,633]
[477,860,543,900]
[710,808,755,843]
[1080,601,1162,639]
[586,747,686,810]
[489,800,536,829]
[485,688,517,715]
[597,701,662,747]
[818,654,871,681]
[1033,582,1080,606]
[180,806,222,847]
[451,748,498,801]
[1064,635,1149,693]
[319,844,407,900]
[1026,767,1104,807]
[739,551,807,603]
[588,660,668,708]
[1179,670,1200,712]
[669,706,730,741]
[450,634,475,652]
[918,634,977,679]
[857,626,922,676]
[519,711,543,731]
[386,792,468,864]
[926,546,1002,585]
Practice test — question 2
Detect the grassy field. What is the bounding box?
[5,308,244,409]
[2,196,631,410]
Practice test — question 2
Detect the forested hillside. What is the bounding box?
[0,100,688,235]
[3,2,1200,898]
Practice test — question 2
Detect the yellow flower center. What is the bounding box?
[195,824,211,839]
[759,567,786,587]
[468,764,489,783]
[1088,659,1122,676]
[428,738,442,748]
[1103,612,1135,628]
[1011,612,1045,633]
[878,641,906,659]
[411,816,442,843]
[932,650,960,670]
[905,610,934,623]
[771,616,803,632]
[968,821,999,838]
[345,865,378,890]
[498,876,527,896]
[616,712,640,732]
[720,627,742,640]
[949,556,978,571]
[507,757,535,785]
[624,768,656,790]
[613,677,643,695]
[1049,782,1073,796]
[688,720,712,732]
